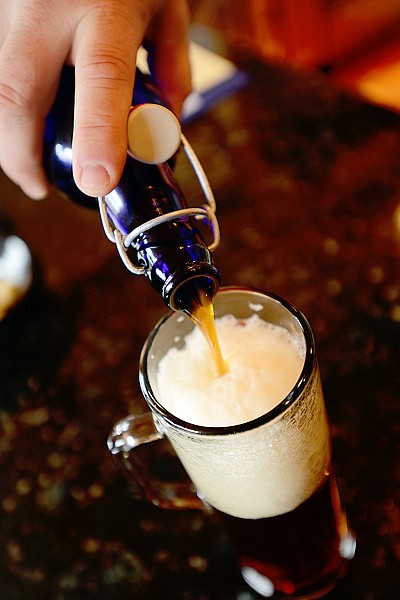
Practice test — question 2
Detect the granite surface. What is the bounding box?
[0,56,399,599]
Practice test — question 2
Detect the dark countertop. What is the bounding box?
[0,56,399,599]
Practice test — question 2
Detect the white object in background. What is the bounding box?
[0,235,32,319]
[136,42,248,123]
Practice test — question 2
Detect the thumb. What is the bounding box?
[71,5,147,197]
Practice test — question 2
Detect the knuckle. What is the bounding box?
[74,122,117,140]
[0,80,29,115]
[76,50,132,85]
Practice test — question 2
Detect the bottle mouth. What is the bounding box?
[162,264,221,312]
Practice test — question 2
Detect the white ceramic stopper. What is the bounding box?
[127,103,181,164]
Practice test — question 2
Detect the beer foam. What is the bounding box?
[156,314,304,427]
[155,314,331,519]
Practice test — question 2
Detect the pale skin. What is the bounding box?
[0,0,192,200]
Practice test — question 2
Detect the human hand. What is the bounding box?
[0,0,191,199]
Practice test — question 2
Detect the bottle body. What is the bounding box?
[43,67,220,309]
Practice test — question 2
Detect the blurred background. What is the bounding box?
[191,0,400,112]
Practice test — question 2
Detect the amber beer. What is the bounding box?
[136,288,355,598]
[219,472,352,598]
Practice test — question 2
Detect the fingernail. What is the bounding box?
[80,163,111,191]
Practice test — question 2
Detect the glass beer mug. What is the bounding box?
[108,288,356,598]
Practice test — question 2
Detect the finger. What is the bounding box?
[145,0,192,116]
[71,4,150,197]
[0,19,69,199]
[0,14,65,198]
[0,105,49,200]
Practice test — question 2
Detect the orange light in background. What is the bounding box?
[192,0,400,112]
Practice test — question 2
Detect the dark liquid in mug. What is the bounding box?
[219,472,352,598]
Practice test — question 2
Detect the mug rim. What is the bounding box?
[139,286,316,436]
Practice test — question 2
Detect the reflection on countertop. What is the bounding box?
[0,54,400,599]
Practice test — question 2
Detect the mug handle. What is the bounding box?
[107,413,204,510]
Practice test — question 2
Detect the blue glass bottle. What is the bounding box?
[43,67,220,311]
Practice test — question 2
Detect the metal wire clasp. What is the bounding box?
[98,132,220,276]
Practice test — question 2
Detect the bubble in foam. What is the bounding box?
[248,301,263,312]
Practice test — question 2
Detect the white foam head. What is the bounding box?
[157,315,304,426]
